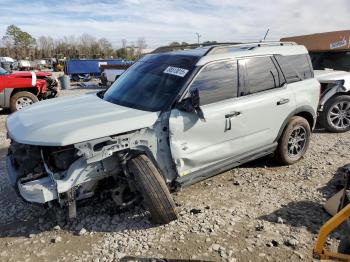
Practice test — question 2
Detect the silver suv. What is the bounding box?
[6,42,320,224]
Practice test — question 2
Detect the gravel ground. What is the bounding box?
[0,82,349,261]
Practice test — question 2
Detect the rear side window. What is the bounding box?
[190,61,238,105]
[275,54,313,83]
[241,56,279,95]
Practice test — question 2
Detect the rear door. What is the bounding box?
[227,56,296,149]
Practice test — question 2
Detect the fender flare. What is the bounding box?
[319,85,349,111]
[274,106,317,143]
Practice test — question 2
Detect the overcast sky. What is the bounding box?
[0,0,349,48]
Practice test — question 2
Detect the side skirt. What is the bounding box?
[175,143,278,187]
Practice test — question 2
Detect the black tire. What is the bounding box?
[320,95,350,133]
[338,236,350,255]
[276,116,311,165]
[127,155,177,224]
[10,91,39,112]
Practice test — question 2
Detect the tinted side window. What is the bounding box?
[190,61,238,105]
[275,54,313,83]
[242,56,279,95]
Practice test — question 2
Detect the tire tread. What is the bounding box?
[128,155,177,224]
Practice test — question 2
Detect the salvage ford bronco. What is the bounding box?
[6,42,320,224]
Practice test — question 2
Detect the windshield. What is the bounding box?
[0,67,8,75]
[103,54,199,112]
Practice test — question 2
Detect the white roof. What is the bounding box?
[0,57,15,63]
[196,43,308,66]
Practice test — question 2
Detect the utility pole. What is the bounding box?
[196,32,201,44]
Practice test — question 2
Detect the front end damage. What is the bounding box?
[6,138,137,219]
[6,118,176,219]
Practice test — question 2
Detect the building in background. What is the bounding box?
[281,30,350,71]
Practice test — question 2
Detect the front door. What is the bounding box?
[169,60,241,177]
[169,56,295,178]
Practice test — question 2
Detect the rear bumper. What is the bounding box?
[6,156,57,203]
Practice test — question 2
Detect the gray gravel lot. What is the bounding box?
[0,84,349,261]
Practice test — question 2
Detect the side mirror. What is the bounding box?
[189,88,200,110]
[178,88,201,113]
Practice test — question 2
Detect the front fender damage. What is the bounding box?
[7,116,176,219]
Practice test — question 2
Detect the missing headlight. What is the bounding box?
[46,146,79,171]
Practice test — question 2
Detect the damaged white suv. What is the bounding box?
[6,42,320,224]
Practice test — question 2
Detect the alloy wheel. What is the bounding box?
[287,126,307,158]
[327,101,350,130]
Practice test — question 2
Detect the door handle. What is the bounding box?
[277,98,290,105]
[225,111,241,131]
[225,111,241,118]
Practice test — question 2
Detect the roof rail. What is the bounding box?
[206,41,297,55]
[151,42,242,54]
[151,41,297,55]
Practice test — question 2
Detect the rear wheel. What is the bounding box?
[276,116,311,165]
[10,91,39,112]
[127,155,177,224]
[320,95,350,133]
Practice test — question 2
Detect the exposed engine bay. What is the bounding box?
[7,141,138,219]
[6,110,177,221]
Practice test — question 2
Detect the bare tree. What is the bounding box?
[98,38,113,58]
[79,34,97,58]
[136,37,147,58]
[0,24,149,60]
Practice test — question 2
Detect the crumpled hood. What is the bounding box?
[7,94,159,146]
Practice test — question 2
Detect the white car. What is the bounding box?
[315,69,350,132]
[100,64,131,86]
[6,42,320,224]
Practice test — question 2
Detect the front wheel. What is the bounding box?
[276,116,311,165]
[10,91,39,112]
[127,155,177,224]
[320,95,350,133]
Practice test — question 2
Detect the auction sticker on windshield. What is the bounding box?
[164,66,189,77]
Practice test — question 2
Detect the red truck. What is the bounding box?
[0,67,58,112]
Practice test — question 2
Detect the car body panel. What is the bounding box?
[291,78,320,115]
[315,70,350,110]
[315,70,350,91]
[169,83,297,177]
[6,94,159,146]
[0,70,52,108]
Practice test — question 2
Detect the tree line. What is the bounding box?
[0,25,147,61]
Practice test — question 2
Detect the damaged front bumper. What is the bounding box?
[6,147,121,206]
[6,156,57,203]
